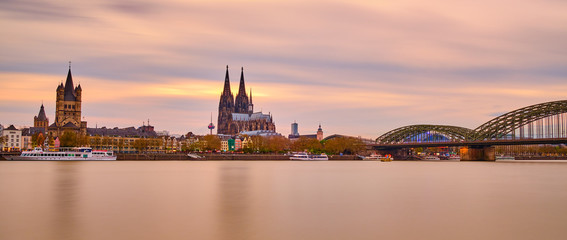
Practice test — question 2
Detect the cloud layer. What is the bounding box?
[1,0,566,138]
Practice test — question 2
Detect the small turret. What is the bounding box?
[75,84,82,102]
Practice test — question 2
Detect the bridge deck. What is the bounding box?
[371,138,567,149]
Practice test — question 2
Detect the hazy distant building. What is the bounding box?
[289,124,324,141]
[48,64,87,137]
[87,124,157,138]
[291,121,299,137]
[217,66,275,135]
[317,124,324,141]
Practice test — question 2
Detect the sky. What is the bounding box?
[1,0,566,139]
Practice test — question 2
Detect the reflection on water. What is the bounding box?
[1,161,567,240]
[217,163,250,240]
[54,162,79,240]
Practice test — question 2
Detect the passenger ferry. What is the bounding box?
[421,155,441,161]
[448,155,461,161]
[496,155,515,160]
[363,153,394,161]
[290,152,329,161]
[9,147,117,161]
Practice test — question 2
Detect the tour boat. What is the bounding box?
[422,155,441,161]
[9,147,117,161]
[448,155,461,161]
[290,152,328,161]
[496,155,515,160]
[363,153,394,161]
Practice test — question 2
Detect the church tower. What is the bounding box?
[217,65,234,134]
[234,67,249,114]
[49,63,87,137]
[34,104,49,132]
[317,124,324,141]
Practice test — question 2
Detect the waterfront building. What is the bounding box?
[1,125,22,151]
[217,66,276,135]
[242,136,252,149]
[48,64,87,138]
[20,128,33,150]
[234,138,242,150]
[221,140,229,151]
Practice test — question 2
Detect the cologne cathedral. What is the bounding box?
[217,66,275,135]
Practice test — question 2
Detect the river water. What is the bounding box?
[1,160,566,240]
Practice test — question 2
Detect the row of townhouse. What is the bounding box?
[220,136,253,152]
[0,123,203,153]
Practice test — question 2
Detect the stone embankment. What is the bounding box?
[117,153,360,161]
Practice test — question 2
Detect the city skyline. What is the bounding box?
[1,1,566,139]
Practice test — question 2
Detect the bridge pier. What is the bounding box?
[460,146,495,161]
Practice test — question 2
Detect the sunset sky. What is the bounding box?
[1,0,566,138]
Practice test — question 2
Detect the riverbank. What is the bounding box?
[116,153,360,161]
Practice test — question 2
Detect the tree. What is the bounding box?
[31,132,46,147]
[290,137,323,153]
[266,136,290,153]
[77,134,89,147]
[60,131,78,147]
[203,135,221,151]
[324,137,364,155]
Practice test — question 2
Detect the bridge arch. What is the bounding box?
[470,100,567,141]
[376,125,474,144]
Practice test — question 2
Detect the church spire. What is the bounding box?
[248,88,254,114]
[222,65,231,95]
[64,62,76,101]
[234,67,249,113]
[237,67,247,96]
[37,103,48,121]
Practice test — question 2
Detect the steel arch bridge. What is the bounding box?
[375,100,567,144]
[469,100,567,141]
[376,125,475,144]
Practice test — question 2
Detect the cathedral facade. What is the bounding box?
[217,66,275,135]
[48,65,87,137]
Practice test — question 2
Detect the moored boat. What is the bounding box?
[290,152,328,161]
[448,155,461,161]
[421,155,441,161]
[496,155,515,160]
[9,147,116,161]
[363,153,394,161]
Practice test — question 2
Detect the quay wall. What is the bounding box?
[116,153,360,161]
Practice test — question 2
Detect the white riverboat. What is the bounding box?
[448,155,461,161]
[363,153,394,161]
[9,147,117,161]
[422,155,441,161]
[290,152,329,161]
[496,155,515,160]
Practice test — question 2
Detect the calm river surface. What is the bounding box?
[1,160,567,240]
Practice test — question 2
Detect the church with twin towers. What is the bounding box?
[217,66,275,135]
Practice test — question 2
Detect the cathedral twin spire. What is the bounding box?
[220,65,253,114]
